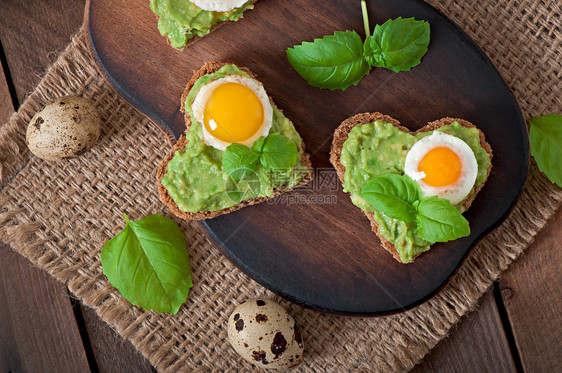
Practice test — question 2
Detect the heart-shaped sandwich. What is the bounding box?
[330,113,492,263]
[149,0,257,49]
[157,61,313,220]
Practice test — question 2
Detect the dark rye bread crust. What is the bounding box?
[157,60,313,220]
[152,1,257,49]
[330,113,493,263]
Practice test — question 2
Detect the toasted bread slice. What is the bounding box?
[330,113,493,263]
[151,1,257,49]
[157,61,313,220]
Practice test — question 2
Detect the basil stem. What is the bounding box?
[361,0,371,38]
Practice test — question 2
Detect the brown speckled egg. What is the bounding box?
[26,96,101,160]
[227,298,304,370]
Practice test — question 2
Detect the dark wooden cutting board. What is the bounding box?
[85,0,528,315]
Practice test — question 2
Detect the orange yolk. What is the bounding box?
[203,82,264,143]
[418,147,462,187]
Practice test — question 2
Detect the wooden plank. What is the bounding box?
[0,241,91,372]
[411,291,517,372]
[499,207,562,372]
[80,306,154,372]
[0,0,85,102]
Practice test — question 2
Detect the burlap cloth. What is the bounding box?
[0,0,560,371]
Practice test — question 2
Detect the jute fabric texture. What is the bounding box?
[0,0,560,371]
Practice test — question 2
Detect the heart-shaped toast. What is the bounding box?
[330,112,492,263]
[157,61,313,220]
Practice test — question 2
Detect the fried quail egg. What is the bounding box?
[191,75,273,151]
[404,130,478,205]
[191,0,248,12]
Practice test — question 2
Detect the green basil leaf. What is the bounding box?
[286,30,371,90]
[529,114,562,187]
[251,136,266,154]
[415,197,470,242]
[364,17,430,73]
[223,143,260,180]
[101,214,192,314]
[257,134,298,170]
[360,174,422,222]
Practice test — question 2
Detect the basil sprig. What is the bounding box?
[222,133,298,180]
[286,1,430,91]
[529,113,562,187]
[101,213,192,314]
[361,174,470,243]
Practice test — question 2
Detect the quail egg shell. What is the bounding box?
[227,298,304,370]
[191,74,273,151]
[26,96,101,161]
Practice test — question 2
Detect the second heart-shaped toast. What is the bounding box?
[330,112,493,263]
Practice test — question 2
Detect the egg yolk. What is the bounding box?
[203,82,264,143]
[418,147,462,187]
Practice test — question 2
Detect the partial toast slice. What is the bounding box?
[330,112,493,263]
[157,61,313,220]
[150,1,257,49]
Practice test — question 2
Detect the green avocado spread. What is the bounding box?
[161,65,308,213]
[340,120,491,263]
[149,0,254,49]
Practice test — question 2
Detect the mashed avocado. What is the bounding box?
[340,120,491,263]
[149,0,254,49]
[161,65,308,213]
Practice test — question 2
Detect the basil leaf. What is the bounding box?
[223,143,260,180]
[360,174,422,222]
[364,17,430,73]
[257,134,298,170]
[286,30,371,90]
[251,136,266,153]
[415,197,470,243]
[529,114,562,187]
[101,214,192,314]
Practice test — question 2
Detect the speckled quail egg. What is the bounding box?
[227,298,304,370]
[26,96,101,160]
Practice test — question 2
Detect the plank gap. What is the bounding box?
[493,282,525,373]
[0,38,20,111]
[79,304,155,373]
[68,289,99,373]
[498,207,562,372]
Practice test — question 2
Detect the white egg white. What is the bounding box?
[404,131,478,205]
[191,74,273,151]
[191,0,247,12]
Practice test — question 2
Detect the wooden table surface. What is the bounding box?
[0,1,560,371]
